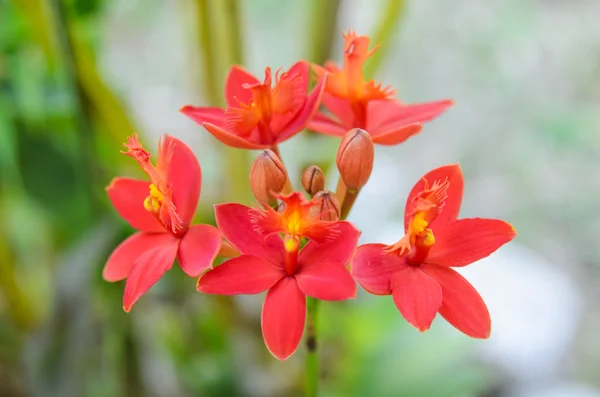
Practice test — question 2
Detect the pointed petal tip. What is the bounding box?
[179,105,191,113]
[122,305,131,313]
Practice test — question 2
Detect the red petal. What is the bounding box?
[276,74,327,142]
[391,267,442,332]
[404,164,464,232]
[351,243,408,295]
[295,261,356,300]
[321,93,354,127]
[180,106,226,128]
[203,122,267,149]
[298,221,360,266]
[106,177,165,233]
[427,218,516,267]
[269,61,310,133]
[422,264,491,338]
[197,255,284,295]
[370,123,423,145]
[261,277,306,361]
[307,112,347,136]
[215,203,284,265]
[103,232,174,281]
[177,224,222,277]
[122,238,179,312]
[162,135,201,226]
[367,99,454,132]
[286,60,309,93]
[225,65,260,107]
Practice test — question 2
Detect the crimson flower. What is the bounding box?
[351,164,516,337]
[309,31,453,145]
[104,134,221,312]
[181,61,326,149]
[197,193,360,360]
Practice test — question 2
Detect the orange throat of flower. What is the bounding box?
[225,67,305,142]
[122,134,184,234]
[383,177,450,264]
[252,192,338,244]
[384,212,436,265]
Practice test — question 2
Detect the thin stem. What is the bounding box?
[335,177,347,202]
[196,0,221,105]
[339,188,359,220]
[306,0,341,65]
[197,0,251,204]
[305,297,319,397]
[364,0,407,80]
[48,0,100,215]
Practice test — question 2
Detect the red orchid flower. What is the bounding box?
[104,134,221,312]
[351,164,516,338]
[181,61,326,150]
[309,31,453,145]
[197,195,360,360]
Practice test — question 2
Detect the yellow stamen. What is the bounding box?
[410,212,428,234]
[143,183,164,213]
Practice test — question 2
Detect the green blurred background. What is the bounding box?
[1,0,599,396]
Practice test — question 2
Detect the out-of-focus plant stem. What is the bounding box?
[48,0,99,215]
[197,0,251,204]
[306,0,341,66]
[305,296,319,397]
[364,0,407,80]
[11,0,56,67]
[0,237,38,331]
[339,187,359,220]
[196,0,221,106]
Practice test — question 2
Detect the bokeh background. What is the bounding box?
[1,0,599,396]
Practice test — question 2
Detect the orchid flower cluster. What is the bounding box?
[103,31,516,361]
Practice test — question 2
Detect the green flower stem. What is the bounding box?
[306,0,342,65]
[305,296,319,397]
[339,187,359,221]
[364,0,407,79]
[197,0,251,204]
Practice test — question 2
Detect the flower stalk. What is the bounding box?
[305,296,319,397]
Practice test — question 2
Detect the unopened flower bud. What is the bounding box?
[336,128,374,190]
[301,166,325,196]
[250,149,288,204]
[310,190,340,221]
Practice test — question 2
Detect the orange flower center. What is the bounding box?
[225,67,305,142]
[383,177,450,264]
[251,192,339,245]
[122,134,183,234]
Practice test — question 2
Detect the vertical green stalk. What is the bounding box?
[306,0,342,65]
[339,188,359,220]
[364,0,407,80]
[197,0,251,204]
[196,0,222,106]
[305,296,319,397]
[48,0,99,215]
